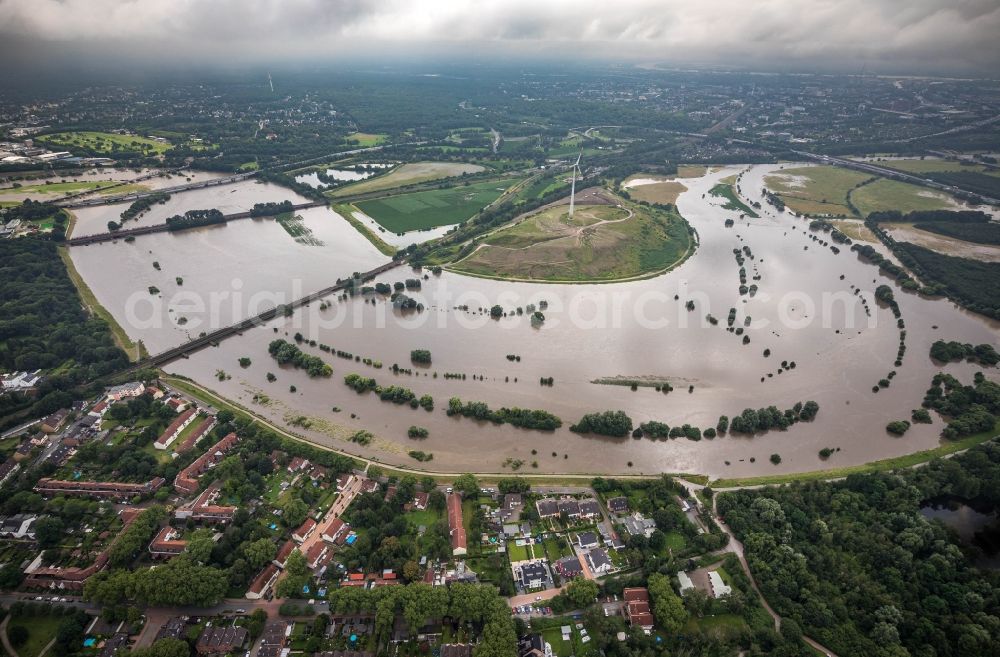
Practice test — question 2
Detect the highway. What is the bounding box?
[55,143,393,209]
[790,150,1000,206]
[56,172,257,209]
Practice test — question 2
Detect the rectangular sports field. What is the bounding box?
[356,178,521,232]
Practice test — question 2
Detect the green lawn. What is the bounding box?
[405,508,443,528]
[851,178,955,216]
[347,132,388,147]
[38,130,171,154]
[7,614,63,657]
[712,423,999,488]
[664,531,687,550]
[709,183,759,217]
[541,628,574,657]
[1,180,117,196]
[453,198,694,283]
[355,178,519,232]
[329,161,485,198]
[683,613,748,638]
[542,537,572,560]
[506,540,532,562]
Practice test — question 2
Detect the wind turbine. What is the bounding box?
[568,152,582,217]
[267,72,274,93]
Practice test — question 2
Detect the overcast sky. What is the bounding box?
[1,0,998,75]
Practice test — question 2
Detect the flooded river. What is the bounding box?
[69,165,999,478]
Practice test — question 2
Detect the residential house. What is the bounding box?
[578,499,601,519]
[174,482,237,523]
[622,513,657,539]
[448,493,467,556]
[503,493,523,509]
[273,540,296,569]
[0,514,36,539]
[40,408,70,434]
[677,571,695,595]
[535,499,558,518]
[292,517,317,543]
[0,459,19,486]
[174,415,216,454]
[554,555,584,579]
[195,625,248,656]
[517,634,553,657]
[106,381,145,401]
[256,621,289,657]
[34,476,165,501]
[708,571,732,598]
[586,548,613,575]
[305,542,328,569]
[1,369,43,392]
[155,407,197,450]
[320,517,350,544]
[517,562,548,590]
[411,491,429,510]
[173,432,239,495]
[623,587,654,632]
[557,498,581,518]
[246,563,280,599]
[576,531,599,549]
[148,527,187,559]
[287,456,309,473]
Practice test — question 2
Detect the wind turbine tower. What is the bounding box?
[268,72,274,93]
[568,152,582,217]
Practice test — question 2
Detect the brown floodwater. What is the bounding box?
[68,179,311,237]
[70,165,999,478]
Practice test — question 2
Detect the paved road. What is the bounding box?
[672,481,840,657]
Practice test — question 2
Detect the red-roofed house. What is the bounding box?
[320,517,349,544]
[305,542,327,569]
[273,540,296,568]
[412,491,429,510]
[246,563,279,600]
[292,518,317,543]
[148,527,188,559]
[624,587,654,632]
[155,408,197,450]
[174,432,239,495]
[448,493,467,556]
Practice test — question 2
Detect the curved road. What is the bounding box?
[674,478,839,657]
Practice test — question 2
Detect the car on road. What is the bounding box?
[235,608,246,613]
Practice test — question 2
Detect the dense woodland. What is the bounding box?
[717,440,1000,657]
[0,239,129,422]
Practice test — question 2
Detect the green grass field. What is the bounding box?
[712,424,999,488]
[0,180,116,196]
[7,614,64,657]
[38,130,172,154]
[876,158,1000,176]
[355,178,519,232]
[452,197,694,283]
[329,161,486,198]
[709,183,759,217]
[506,540,532,562]
[764,165,871,216]
[851,178,955,216]
[347,132,388,147]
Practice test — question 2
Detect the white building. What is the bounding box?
[708,571,731,598]
[1,370,43,391]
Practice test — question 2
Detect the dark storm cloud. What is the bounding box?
[1,0,998,74]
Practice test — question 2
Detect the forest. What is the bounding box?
[717,440,1000,657]
[0,238,129,423]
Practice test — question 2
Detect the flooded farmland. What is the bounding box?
[69,165,999,478]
